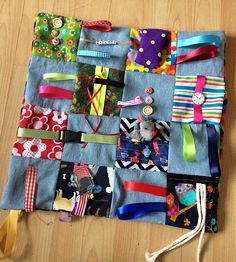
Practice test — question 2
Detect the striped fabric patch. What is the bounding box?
[172,76,225,124]
[72,194,88,216]
[24,167,38,212]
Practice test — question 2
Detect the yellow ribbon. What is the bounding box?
[90,66,109,116]
[0,210,21,259]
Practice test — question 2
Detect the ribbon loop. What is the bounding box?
[39,86,74,100]
[177,35,221,48]
[182,124,196,161]
[77,50,110,58]
[82,20,112,32]
[24,167,38,212]
[176,45,218,64]
[43,73,76,81]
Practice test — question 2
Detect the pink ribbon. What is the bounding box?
[39,86,74,99]
[117,96,144,107]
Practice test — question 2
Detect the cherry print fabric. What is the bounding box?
[12,104,68,160]
[135,29,169,69]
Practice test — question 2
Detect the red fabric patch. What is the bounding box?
[12,104,68,160]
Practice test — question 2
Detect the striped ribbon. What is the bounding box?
[24,167,38,212]
[72,194,88,216]
[73,164,89,178]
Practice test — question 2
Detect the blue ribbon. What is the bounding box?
[77,50,110,58]
[206,124,221,177]
[177,35,221,48]
[116,202,167,220]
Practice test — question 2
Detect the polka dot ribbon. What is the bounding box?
[82,20,112,32]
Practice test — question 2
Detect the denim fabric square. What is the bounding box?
[0,156,60,210]
[109,168,167,224]
[120,71,175,121]
[62,114,120,167]
[176,31,225,76]
[25,56,77,112]
[77,27,130,70]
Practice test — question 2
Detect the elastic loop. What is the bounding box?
[82,20,112,32]
[182,124,196,161]
[43,73,76,81]
[177,35,221,48]
[93,78,125,88]
[176,45,218,64]
[39,86,74,100]
[77,50,110,58]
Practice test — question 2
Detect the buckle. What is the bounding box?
[58,130,83,143]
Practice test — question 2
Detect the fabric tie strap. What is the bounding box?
[77,50,110,58]
[0,210,21,260]
[39,86,74,100]
[124,181,167,197]
[177,35,221,48]
[43,73,76,81]
[207,125,221,177]
[176,45,218,64]
[182,124,196,161]
[24,167,38,212]
[116,202,167,220]
[82,20,112,32]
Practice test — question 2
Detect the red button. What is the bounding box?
[145,87,154,94]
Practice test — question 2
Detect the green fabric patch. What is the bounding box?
[32,12,82,62]
[70,63,124,117]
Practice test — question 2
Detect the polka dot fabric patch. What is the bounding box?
[32,13,82,62]
[12,104,68,160]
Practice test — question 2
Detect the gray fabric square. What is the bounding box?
[62,114,120,167]
[109,168,167,224]
[176,31,225,76]
[0,156,60,210]
[25,56,77,112]
[168,123,220,177]
[120,71,175,121]
[77,27,130,70]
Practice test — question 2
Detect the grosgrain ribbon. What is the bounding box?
[124,181,167,197]
[0,210,21,260]
[39,86,74,99]
[176,45,218,64]
[116,202,166,220]
[182,124,196,161]
[77,50,110,58]
[177,35,221,48]
[43,73,76,81]
[206,125,221,177]
[82,20,112,32]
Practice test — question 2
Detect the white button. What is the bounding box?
[52,18,63,28]
[142,105,153,116]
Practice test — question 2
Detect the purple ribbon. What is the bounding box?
[207,124,221,177]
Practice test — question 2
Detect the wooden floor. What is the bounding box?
[0,0,235,261]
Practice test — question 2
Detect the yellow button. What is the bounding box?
[52,18,63,28]
[142,105,153,116]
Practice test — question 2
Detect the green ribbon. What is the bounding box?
[43,73,76,81]
[17,128,118,145]
[182,124,196,161]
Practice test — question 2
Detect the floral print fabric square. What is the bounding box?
[166,173,219,233]
[12,104,68,160]
[126,29,177,75]
[172,76,225,124]
[70,63,124,116]
[116,118,170,171]
[32,13,82,62]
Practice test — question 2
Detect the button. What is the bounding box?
[145,87,154,94]
[52,18,63,28]
[51,29,59,37]
[145,96,153,104]
[142,105,153,116]
[192,92,205,105]
[50,38,60,46]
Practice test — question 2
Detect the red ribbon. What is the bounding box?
[176,45,218,64]
[24,167,38,212]
[124,181,167,197]
[82,20,112,32]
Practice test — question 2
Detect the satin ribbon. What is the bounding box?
[93,77,125,88]
[17,128,118,145]
[194,75,206,124]
[82,20,112,32]
[0,210,21,259]
[177,35,221,48]
[182,124,196,161]
[43,73,76,81]
[116,202,166,220]
[176,45,218,64]
[117,96,144,107]
[124,181,167,197]
[77,50,110,58]
[206,125,221,177]
[39,86,74,99]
